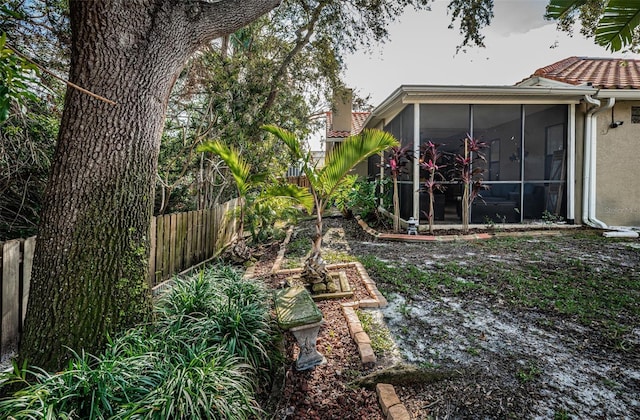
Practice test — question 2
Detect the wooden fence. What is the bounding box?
[148,199,239,287]
[0,199,239,360]
[288,175,311,189]
[0,236,35,360]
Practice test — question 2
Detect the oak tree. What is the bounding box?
[20,0,280,372]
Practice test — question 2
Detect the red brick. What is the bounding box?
[376,383,400,417]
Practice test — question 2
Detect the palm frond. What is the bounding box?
[259,184,314,214]
[198,140,251,196]
[319,129,398,199]
[261,125,304,160]
[545,0,586,20]
[595,0,640,51]
[261,124,317,185]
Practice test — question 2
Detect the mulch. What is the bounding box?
[249,239,385,419]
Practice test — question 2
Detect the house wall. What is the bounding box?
[594,100,640,227]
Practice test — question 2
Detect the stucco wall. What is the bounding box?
[595,101,640,227]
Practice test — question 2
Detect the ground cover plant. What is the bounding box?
[0,264,277,419]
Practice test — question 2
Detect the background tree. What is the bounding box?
[153,0,443,214]
[0,3,67,240]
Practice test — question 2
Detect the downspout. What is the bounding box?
[582,95,614,228]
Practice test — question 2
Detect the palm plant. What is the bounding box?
[546,0,640,52]
[262,124,399,291]
[197,140,313,261]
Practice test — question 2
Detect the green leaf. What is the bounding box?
[198,140,251,197]
[261,124,304,161]
[318,129,398,195]
[262,183,314,214]
[545,0,587,20]
[595,0,640,51]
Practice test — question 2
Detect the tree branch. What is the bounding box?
[188,0,281,45]
[259,0,327,117]
[6,42,117,105]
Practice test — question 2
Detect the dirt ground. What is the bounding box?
[256,216,640,419]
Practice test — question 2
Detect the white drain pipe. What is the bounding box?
[582,95,614,229]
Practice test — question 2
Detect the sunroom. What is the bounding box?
[364,85,597,226]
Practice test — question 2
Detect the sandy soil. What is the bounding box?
[255,216,640,419]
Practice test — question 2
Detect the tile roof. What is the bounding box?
[326,111,370,139]
[529,56,640,89]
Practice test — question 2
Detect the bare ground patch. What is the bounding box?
[335,217,640,419]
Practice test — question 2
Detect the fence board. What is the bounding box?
[185,211,193,268]
[21,237,35,324]
[0,199,240,360]
[155,216,164,283]
[205,209,212,259]
[2,240,20,355]
[148,217,157,286]
[194,210,202,262]
[170,214,178,275]
[175,213,183,273]
[162,214,171,279]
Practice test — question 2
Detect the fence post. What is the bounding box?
[2,240,21,356]
[21,237,36,325]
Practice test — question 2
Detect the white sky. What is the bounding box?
[342,0,633,105]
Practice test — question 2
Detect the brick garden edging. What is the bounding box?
[356,214,577,242]
[376,383,412,420]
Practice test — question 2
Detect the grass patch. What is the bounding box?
[516,360,542,383]
[356,309,395,356]
[358,255,483,296]
[323,250,358,264]
[285,236,311,259]
[358,234,640,347]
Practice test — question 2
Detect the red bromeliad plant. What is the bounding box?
[384,145,412,232]
[455,134,489,233]
[419,141,445,235]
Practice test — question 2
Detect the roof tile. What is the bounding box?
[326,111,370,138]
[530,56,640,89]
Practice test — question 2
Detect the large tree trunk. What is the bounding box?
[20,0,280,372]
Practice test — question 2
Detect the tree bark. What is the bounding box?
[20,0,280,372]
[302,199,331,289]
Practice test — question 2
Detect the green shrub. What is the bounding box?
[331,177,389,221]
[0,263,276,420]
